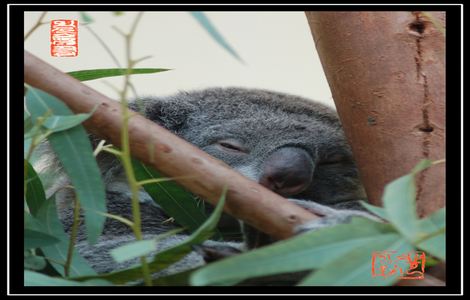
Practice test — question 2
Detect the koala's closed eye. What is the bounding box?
[215,139,249,154]
[317,154,349,166]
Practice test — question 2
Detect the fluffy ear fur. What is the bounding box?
[129,93,198,134]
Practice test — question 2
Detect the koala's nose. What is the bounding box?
[259,147,314,197]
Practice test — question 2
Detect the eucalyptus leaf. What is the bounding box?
[25,87,106,244]
[359,201,389,221]
[24,138,32,159]
[417,207,445,234]
[35,197,97,277]
[24,270,111,286]
[416,233,445,261]
[24,229,60,250]
[24,110,33,132]
[382,174,419,240]
[132,160,220,238]
[79,12,94,24]
[24,161,46,216]
[110,239,157,264]
[110,228,184,263]
[410,159,433,175]
[42,110,96,132]
[299,234,414,286]
[67,68,170,82]
[190,218,395,286]
[151,268,196,286]
[190,12,243,63]
[24,253,47,271]
[72,188,227,284]
[382,160,433,242]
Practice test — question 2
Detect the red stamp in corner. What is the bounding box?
[371,250,426,280]
[50,20,78,57]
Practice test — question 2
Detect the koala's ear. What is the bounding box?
[129,95,197,133]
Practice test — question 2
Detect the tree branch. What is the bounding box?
[24,50,319,240]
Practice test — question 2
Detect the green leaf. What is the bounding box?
[190,218,395,286]
[150,268,196,286]
[190,12,244,63]
[410,159,433,175]
[359,201,389,221]
[24,270,111,286]
[113,11,124,16]
[414,207,445,260]
[24,252,47,271]
[382,174,419,240]
[417,207,446,235]
[24,110,33,132]
[110,228,184,263]
[133,160,221,238]
[79,12,94,24]
[42,110,96,132]
[73,188,227,284]
[382,160,433,242]
[25,87,106,244]
[24,228,60,250]
[67,68,170,82]
[24,138,32,159]
[35,197,97,277]
[110,239,156,265]
[299,234,414,286]
[24,161,46,216]
[416,233,445,261]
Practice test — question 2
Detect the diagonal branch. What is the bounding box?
[23,50,320,240]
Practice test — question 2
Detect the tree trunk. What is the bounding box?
[305,11,445,217]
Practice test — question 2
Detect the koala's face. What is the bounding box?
[141,88,365,206]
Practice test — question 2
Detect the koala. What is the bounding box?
[37,87,379,281]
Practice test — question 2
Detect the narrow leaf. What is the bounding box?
[42,110,96,132]
[72,188,227,284]
[110,228,184,263]
[359,201,389,221]
[79,12,94,24]
[416,233,445,261]
[382,160,433,242]
[24,271,111,286]
[24,253,47,271]
[24,228,60,250]
[67,68,170,82]
[25,161,46,216]
[190,218,395,286]
[190,12,244,63]
[25,87,106,244]
[299,234,414,286]
[133,160,219,237]
[35,197,97,277]
[382,174,419,241]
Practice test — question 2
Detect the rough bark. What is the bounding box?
[24,51,319,240]
[305,12,445,217]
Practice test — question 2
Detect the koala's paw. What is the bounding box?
[192,240,245,263]
[288,199,383,235]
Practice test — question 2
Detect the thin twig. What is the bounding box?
[24,12,47,41]
[115,11,152,287]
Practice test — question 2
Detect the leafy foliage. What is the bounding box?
[23,12,444,287]
[190,160,446,286]
[25,87,106,244]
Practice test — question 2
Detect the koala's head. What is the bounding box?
[132,87,366,206]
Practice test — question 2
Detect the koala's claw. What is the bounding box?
[192,241,244,263]
[288,199,383,235]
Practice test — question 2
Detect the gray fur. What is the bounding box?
[36,87,378,282]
